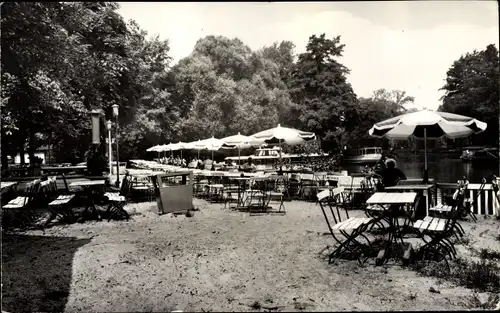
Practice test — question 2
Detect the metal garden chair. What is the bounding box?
[412,184,467,271]
[317,188,375,265]
[104,174,131,221]
[45,176,77,227]
[2,179,42,230]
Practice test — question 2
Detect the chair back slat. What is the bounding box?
[120,174,132,198]
[25,180,42,207]
[317,187,349,236]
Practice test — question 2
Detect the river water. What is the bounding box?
[343,153,499,184]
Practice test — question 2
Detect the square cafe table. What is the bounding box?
[383,184,435,217]
[1,181,19,204]
[366,192,418,265]
[1,181,18,191]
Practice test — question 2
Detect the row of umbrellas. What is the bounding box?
[147,124,317,165]
[146,110,488,181]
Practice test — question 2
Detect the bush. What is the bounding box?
[411,257,500,293]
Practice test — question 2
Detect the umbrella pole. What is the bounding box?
[198,150,200,159]
[279,139,283,175]
[424,128,428,184]
[238,146,241,169]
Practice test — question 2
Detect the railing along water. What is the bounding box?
[436,182,499,216]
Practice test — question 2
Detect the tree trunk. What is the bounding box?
[0,128,8,170]
[48,132,52,165]
[19,140,26,165]
[28,131,36,165]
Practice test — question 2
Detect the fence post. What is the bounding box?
[494,178,500,218]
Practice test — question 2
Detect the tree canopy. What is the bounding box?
[439,44,499,146]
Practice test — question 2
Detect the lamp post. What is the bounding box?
[106,120,113,176]
[112,104,120,187]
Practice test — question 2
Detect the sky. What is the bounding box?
[117,1,499,111]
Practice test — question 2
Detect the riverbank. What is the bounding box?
[3,198,500,312]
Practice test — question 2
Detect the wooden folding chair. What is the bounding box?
[130,176,155,202]
[462,178,487,222]
[2,179,41,230]
[46,177,76,227]
[267,175,288,214]
[413,187,466,271]
[222,176,240,210]
[317,188,375,265]
[104,174,131,221]
[428,180,469,234]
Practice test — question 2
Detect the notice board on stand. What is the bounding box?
[151,171,193,214]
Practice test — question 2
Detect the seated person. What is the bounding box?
[373,152,387,175]
[241,157,257,172]
[197,159,204,169]
[221,159,234,171]
[203,157,213,170]
[188,158,198,169]
[379,158,406,188]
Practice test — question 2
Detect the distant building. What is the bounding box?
[14,145,53,164]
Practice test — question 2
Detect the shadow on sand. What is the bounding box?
[2,233,91,312]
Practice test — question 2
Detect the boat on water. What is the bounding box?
[224,146,329,170]
[460,146,498,162]
[342,147,383,165]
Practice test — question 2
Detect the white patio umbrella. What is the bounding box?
[171,141,189,159]
[202,137,224,163]
[189,139,208,159]
[368,109,487,182]
[146,145,161,152]
[250,124,317,172]
[159,143,174,158]
[147,145,163,160]
[221,132,253,167]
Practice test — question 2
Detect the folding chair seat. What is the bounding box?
[128,176,154,202]
[2,179,41,229]
[317,188,375,265]
[47,192,76,227]
[462,178,487,222]
[413,186,466,271]
[263,175,287,214]
[429,179,474,227]
[246,179,270,213]
[222,177,240,209]
[39,177,74,226]
[104,175,131,221]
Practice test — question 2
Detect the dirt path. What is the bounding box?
[3,199,499,312]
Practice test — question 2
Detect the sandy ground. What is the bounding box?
[2,198,500,312]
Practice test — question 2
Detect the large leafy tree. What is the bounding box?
[347,89,415,149]
[1,2,174,165]
[171,36,295,141]
[118,21,176,160]
[371,88,415,113]
[287,34,358,151]
[439,44,499,146]
[1,2,132,165]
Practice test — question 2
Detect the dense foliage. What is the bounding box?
[439,44,499,147]
[1,2,497,166]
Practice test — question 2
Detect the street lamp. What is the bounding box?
[106,120,113,176]
[112,104,120,187]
